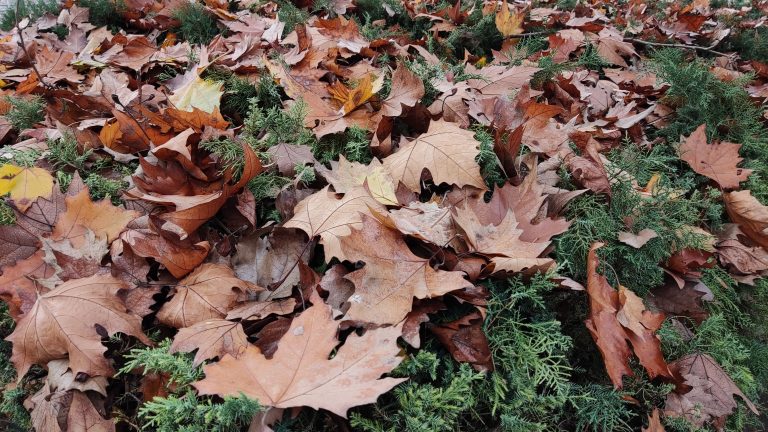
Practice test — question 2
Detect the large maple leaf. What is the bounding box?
[584,243,673,388]
[7,275,150,379]
[382,120,486,192]
[194,298,405,417]
[679,124,752,189]
[338,214,471,324]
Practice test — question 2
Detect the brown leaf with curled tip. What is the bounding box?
[338,214,470,325]
[51,188,138,248]
[7,275,150,379]
[679,124,751,189]
[664,353,758,427]
[585,243,673,388]
[170,320,249,366]
[382,120,486,192]
[284,186,384,261]
[194,299,405,418]
[381,64,424,117]
[157,264,254,328]
[723,190,768,250]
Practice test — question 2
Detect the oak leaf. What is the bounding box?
[284,186,384,261]
[664,353,758,427]
[679,124,751,189]
[338,214,471,324]
[7,275,150,379]
[194,299,405,417]
[170,319,249,366]
[585,243,673,388]
[382,120,486,192]
[316,156,399,206]
[157,264,255,328]
[381,64,425,117]
[0,164,54,212]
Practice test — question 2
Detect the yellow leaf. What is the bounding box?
[0,164,54,211]
[169,76,224,114]
[328,74,383,115]
[360,166,398,206]
[495,0,525,37]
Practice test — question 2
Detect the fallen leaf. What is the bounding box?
[51,188,138,248]
[0,164,54,211]
[664,353,758,427]
[194,298,405,417]
[643,408,665,432]
[170,319,249,366]
[723,190,768,250]
[431,310,493,371]
[381,64,425,117]
[618,229,659,248]
[679,124,751,189]
[157,264,255,328]
[338,214,470,324]
[7,275,149,379]
[284,186,384,261]
[169,75,224,114]
[383,120,486,192]
[584,242,673,388]
[495,0,525,37]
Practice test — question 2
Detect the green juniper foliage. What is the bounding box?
[0,201,14,225]
[0,0,59,31]
[77,0,125,29]
[0,304,30,431]
[4,95,44,131]
[312,126,372,164]
[277,0,309,35]
[573,384,635,432]
[172,2,220,45]
[120,341,261,432]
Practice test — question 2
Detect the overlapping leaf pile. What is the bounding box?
[0,0,768,430]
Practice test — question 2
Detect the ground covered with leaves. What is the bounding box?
[0,0,768,430]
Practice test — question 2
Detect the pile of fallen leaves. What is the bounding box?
[0,0,768,430]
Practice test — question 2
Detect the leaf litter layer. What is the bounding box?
[0,0,768,431]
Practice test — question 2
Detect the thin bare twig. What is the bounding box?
[626,37,734,57]
[14,1,53,91]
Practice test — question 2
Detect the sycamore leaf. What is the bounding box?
[194,299,405,417]
[284,186,385,261]
[169,76,224,114]
[382,120,486,192]
[51,188,138,248]
[0,251,57,319]
[157,264,255,328]
[381,64,425,117]
[679,124,751,189]
[664,353,758,427]
[27,386,115,432]
[338,214,471,325]
[584,243,673,388]
[316,156,398,206]
[170,319,249,366]
[232,229,308,298]
[495,0,525,37]
[0,164,54,212]
[7,275,150,379]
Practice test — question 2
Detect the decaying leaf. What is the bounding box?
[0,164,54,211]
